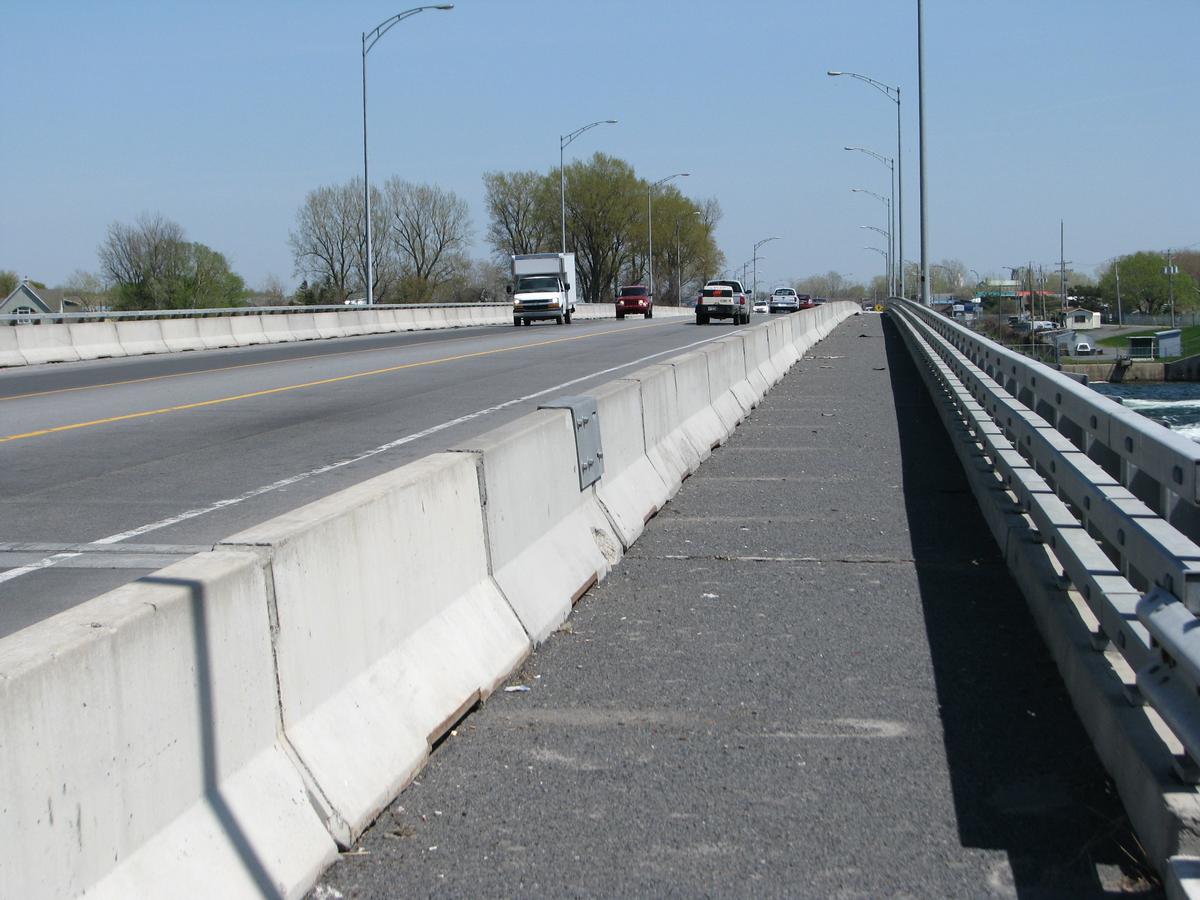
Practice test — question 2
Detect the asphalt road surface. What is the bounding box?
[309,313,1158,898]
[0,314,753,637]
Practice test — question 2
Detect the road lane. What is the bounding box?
[0,314,755,636]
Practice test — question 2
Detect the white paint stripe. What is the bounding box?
[3,327,743,582]
[0,552,83,584]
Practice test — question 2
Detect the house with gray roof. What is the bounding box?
[1,281,53,317]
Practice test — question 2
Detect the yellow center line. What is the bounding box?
[0,320,666,444]
[0,318,672,403]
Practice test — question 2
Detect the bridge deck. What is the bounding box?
[312,313,1155,897]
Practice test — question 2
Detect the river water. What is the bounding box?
[1090,382,1200,442]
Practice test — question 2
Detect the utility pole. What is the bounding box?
[1167,248,1177,327]
[1059,220,1069,315]
[1115,260,1122,326]
[917,0,930,305]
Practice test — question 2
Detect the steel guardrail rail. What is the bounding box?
[0,301,515,325]
[888,297,1200,778]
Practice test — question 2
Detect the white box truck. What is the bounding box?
[508,252,577,326]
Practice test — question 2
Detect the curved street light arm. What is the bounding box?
[365,5,452,55]
[562,119,618,150]
[851,187,888,206]
[861,225,889,238]
[845,146,893,170]
[827,70,898,103]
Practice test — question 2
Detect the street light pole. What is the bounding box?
[851,188,891,295]
[828,70,903,299]
[917,0,930,305]
[648,172,689,301]
[846,148,895,295]
[865,246,888,300]
[753,236,779,304]
[362,4,453,307]
[560,119,618,253]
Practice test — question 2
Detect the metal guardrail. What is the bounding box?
[889,297,1200,778]
[0,301,512,326]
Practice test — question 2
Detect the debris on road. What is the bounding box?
[503,684,531,693]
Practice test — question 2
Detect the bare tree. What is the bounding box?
[483,170,555,258]
[98,213,187,290]
[288,183,359,302]
[385,178,471,298]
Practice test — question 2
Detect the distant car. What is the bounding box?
[1033,320,1056,332]
[753,298,769,314]
[615,284,653,319]
[696,279,750,325]
[812,297,828,305]
[797,294,816,309]
[768,287,800,314]
[1073,340,1094,355]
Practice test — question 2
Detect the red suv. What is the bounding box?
[616,285,653,319]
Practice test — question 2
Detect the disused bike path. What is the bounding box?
[312,313,1155,898]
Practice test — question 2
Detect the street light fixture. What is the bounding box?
[560,119,618,253]
[753,236,779,304]
[648,173,689,301]
[828,69,903,299]
[851,188,892,295]
[864,246,889,302]
[846,148,895,296]
[362,4,454,307]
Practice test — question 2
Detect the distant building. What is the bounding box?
[1,281,53,317]
[1061,308,1101,330]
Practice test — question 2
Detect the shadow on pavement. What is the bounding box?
[880,313,1159,898]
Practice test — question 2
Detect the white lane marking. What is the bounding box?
[0,552,82,585]
[3,326,743,582]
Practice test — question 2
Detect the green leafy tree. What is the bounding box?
[1099,252,1198,315]
[0,270,18,296]
[483,170,557,258]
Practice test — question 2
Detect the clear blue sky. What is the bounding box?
[2,0,1197,291]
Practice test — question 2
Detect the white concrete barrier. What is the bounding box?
[0,550,336,899]
[766,318,799,372]
[220,453,529,847]
[591,378,671,548]
[158,318,206,353]
[335,310,373,337]
[453,410,621,643]
[284,312,322,342]
[735,331,771,404]
[0,327,26,367]
[745,326,781,389]
[196,316,238,349]
[17,323,79,365]
[670,350,727,458]
[68,322,127,361]
[703,339,752,430]
[230,315,268,347]
[114,320,169,356]
[259,314,298,344]
[622,363,702,492]
[312,311,344,339]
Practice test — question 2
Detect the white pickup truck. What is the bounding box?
[695,279,750,325]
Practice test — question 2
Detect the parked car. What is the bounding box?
[696,279,750,325]
[768,287,800,313]
[1073,340,1094,355]
[615,284,653,319]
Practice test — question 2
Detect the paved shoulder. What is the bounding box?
[311,313,1156,898]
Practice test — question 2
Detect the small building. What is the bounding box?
[1062,308,1101,330]
[1157,329,1182,359]
[1,281,53,317]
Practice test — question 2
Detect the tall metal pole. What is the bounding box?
[1169,248,1176,328]
[917,0,930,305]
[1115,260,1123,326]
[890,160,897,296]
[361,6,454,307]
[648,173,688,301]
[896,88,903,299]
[362,32,372,305]
[559,120,618,255]
[648,186,654,298]
[560,140,566,253]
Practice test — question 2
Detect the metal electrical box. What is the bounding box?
[538,395,604,491]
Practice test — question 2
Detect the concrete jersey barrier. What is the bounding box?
[0,306,865,897]
[453,409,622,643]
[220,453,529,848]
[0,551,336,899]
